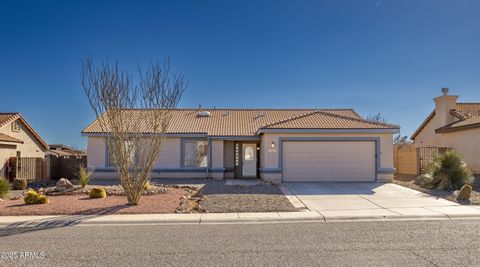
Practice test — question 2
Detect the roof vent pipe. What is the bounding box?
[442,87,449,96]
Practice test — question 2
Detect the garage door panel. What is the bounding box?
[282,141,376,182]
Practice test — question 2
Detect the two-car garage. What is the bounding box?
[281,141,377,182]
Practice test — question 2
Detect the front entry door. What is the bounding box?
[242,144,257,177]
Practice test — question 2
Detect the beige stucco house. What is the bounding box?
[412,88,480,174]
[82,108,399,183]
[0,113,48,180]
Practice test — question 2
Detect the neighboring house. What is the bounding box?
[0,113,48,181]
[412,88,480,174]
[82,108,399,183]
[45,144,87,180]
[46,144,87,159]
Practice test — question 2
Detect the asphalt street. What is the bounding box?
[1,219,480,266]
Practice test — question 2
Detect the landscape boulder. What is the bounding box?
[56,178,74,191]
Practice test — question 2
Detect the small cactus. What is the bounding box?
[24,190,49,205]
[457,184,472,201]
[89,187,107,198]
[13,178,27,190]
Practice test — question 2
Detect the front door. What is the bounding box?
[242,144,257,177]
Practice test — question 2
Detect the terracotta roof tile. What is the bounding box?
[450,103,480,119]
[262,111,399,130]
[82,108,398,136]
[0,113,19,128]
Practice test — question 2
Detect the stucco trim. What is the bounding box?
[94,167,209,173]
[377,168,396,174]
[258,168,282,173]
[209,168,226,173]
[277,137,383,182]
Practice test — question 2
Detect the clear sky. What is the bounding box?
[1,0,479,149]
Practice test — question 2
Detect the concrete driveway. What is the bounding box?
[283,182,480,219]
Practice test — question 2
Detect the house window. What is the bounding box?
[183,141,208,168]
[106,141,139,168]
[11,121,20,132]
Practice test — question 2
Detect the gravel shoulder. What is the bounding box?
[394,174,480,205]
[193,180,298,213]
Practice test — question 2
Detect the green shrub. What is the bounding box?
[12,178,27,190]
[24,190,49,205]
[89,187,106,198]
[457,184,472,201]
[0,177,10,199]
[422,150,472,191]
[75,165,92,188]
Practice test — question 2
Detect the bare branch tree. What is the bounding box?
[81,56,186,205]
[394,134,411,148]
[367,112,387,123]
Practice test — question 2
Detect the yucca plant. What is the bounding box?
[75,165,92,188]
[422,150,472,191]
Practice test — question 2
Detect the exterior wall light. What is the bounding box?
[271,141,276,148]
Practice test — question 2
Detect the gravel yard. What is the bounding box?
[193,180,298,213]
[0,179,298,215]
[394,174,480,205]
[0,188,187,216]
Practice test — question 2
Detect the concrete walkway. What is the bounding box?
[283,182,480,220]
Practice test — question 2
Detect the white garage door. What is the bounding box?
[282,141,376,182]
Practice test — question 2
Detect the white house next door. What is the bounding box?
[242,144,257,177]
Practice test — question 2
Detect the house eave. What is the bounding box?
[435,123,480,134]
[256,128,400,135]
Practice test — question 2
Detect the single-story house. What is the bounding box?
[412,88,480,174]
[0,113,48,181]
[44,144,87,180]
[46,144,87,159]
[82,108,399,183]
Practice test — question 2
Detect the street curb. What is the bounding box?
[1,212,480,227]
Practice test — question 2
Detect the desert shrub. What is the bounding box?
[12,178,27,190]
[457,184,473,201]
[89,187,106,198]
[143,181,150,190]
[422,150,472,191]
[75,165,92,188]
[0,177,10,198]
[24,190,49,205]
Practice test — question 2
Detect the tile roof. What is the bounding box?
[412,103,480,139]
[436,116,480,133]
[0,112,49,150]
[82,108,399,137]
[0,113,19,128]
[0,133,23,143]
[450,103,480,119]
[262,110,399,130]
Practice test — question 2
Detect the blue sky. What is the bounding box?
[1,0,479,149]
